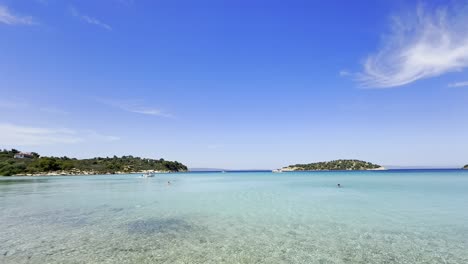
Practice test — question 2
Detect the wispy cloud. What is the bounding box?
[99,99,173,117]
[0,4,34,25]
[70,7,112,31]
[0,123,81,146]
[0,123,119,146]
[339,70,351,77]
[358,3,468,88]
[126,108,172,117]
[448,81,468,87]
[0,99,69,114]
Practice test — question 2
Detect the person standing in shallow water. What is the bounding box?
[337,184,341,188]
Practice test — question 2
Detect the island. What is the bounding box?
[464,165,468,169]
[277,159,385,172]
[0,149,188,176]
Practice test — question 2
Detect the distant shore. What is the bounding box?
[0,149,188,176]
[14,170,173,177]
[277,160,386,172]
[277,166,386,172]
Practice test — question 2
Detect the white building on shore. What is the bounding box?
[14,152,34,159]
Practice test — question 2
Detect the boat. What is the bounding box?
[140,173,155,178]
[272,169,283,173]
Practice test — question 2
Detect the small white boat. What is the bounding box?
[140,173,155,178]
[272,169,283,173]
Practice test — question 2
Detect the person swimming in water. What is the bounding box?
[337,183,341,188]
[167,181,171,186]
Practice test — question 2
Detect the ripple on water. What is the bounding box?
[126,218,193,235]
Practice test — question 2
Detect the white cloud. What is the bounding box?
[448,81,468,87]
[125,108,172,117]
[339,70,351,77]
[99,98,172,117]
[0,99,69,114]
[0,123,119,146]
[358,3,468,88]
[0,5,34,25]
[0,123,81,146]
[70,7,112,31]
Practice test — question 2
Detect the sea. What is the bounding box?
[1,170,467,263]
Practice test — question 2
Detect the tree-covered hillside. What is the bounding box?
[0,149,187,176]
[464,165,468,169]
[284,159,383,171]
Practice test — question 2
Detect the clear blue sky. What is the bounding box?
[1,0,467,169]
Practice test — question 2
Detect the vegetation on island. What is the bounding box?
[464,165,468,169]
[283,159,383,171]
[0,149,187,176]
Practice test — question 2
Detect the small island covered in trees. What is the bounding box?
[464,164,468,169]
[0,149,188,176]
[279,159,385,172]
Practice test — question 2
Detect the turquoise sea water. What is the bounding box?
[1,170,468,263]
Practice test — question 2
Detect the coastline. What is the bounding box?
[13,169,181,177]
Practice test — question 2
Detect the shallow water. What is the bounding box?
[1,170,468,263]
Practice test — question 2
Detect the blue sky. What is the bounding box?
[1,0,468,169]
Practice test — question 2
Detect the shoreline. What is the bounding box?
[13,170,183,177]
[5,167,468,177]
